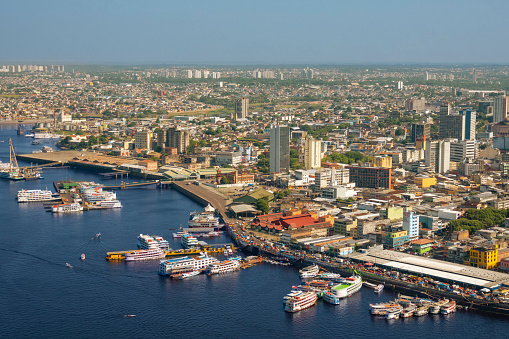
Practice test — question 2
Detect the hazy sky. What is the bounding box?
[2,0,508,65]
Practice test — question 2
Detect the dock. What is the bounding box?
[106,244,237,260]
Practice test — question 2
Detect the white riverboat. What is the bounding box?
[206,259,240,275]
[98,200,122,208]
[125,248,165,261]
[159,253,219,276]
[299,264,320,279]
[284,291,317,313]
[52,202,83,213]
[16,189,59,202]
[179,271,201,279]
[181,234,199,248]
[323,275,362,304]
[138,234,170,251]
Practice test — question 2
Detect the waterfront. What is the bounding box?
[1,125,508,338]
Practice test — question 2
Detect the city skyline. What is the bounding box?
[2,0,509,65]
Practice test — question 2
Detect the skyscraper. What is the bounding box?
[461,109,476,140]
[234,97,249,120]
[304,137,321,170]
[439,104,467,141]
[410,123,430,143]
[270,125,290,174]
[493,95,508,123]
[425,140,450,174]
[166,127,190,154]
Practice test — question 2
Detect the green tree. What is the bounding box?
[255,198,270,214]
[220,177,229,185]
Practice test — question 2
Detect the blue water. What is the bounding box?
[0,125,507,338]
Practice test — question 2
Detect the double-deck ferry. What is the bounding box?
[52,203,83,213]
[124,248,165,261]
[206,259,240,275]
[429,299,449,314]
[16,189,59,202]
[299,264,320,279]
[284,291,317,313]
[440,300,456,314]
[369,301,402,316]
[181,234,199,248]
[138,234,170,251]
[159,253,218,276]
[385,307,402,319]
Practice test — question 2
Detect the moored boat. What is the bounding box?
[440,300,456,315]
[401,304,416,318]
[124,248,165,261]
[429,299,449,314]
[206,259,240,275]
[370,302,402,316]
[374,284,384,293]
[299,264,320,279]
[52,202,83,213]
[385,307,402,320]
[414,306,429,316]
[284,291,317,313]
[180,271,201,279]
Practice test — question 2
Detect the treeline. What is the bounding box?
[322,151,371,164]
[449,207,508,232]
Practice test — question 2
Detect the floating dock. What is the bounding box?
[106,244,236,260]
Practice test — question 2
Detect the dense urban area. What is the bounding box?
[3,64,509,308]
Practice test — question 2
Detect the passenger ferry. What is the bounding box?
[385,307,402,319]
[401,304,416,318]
[369,302,402,316]
[440,300,456,314]
[138,234,170,251]
[16,189,59,202]
[414,306,429,316]
[124,248,165,261]
[283,290,303,304]
[98,200,123,208]
[181,234,199,248]
[159,253,218,276]
[318,272,341,281]
[52,203,83,213]
[429,299,449,314]
[188,204,222,230]
[206,259,240,275]
[324,275,362,303]
[284,291,317,313]
[299,264,320,279]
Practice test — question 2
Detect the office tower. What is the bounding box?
[461,109,476,140]
[234,97,249,120]
[346,166,392,189]
[166,127,190,154]
[450,140,476,163]
[187,70,193,78]
[304,137,322,170]
[425,140,450,174]
[402,210,419,240]
[405,97,426,112]
[439,104,465,140]
[395,81,404,90]
[410,123,430,143]
[135,130,153,150]
[493,95,508,123]
[270,125,290,173]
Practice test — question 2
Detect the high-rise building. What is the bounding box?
[270,125,290,174]
[450,140,476,163]
[346,166,392,189]
[425,140,450,174]
[234,97,249,120]
[395,81,404,90]
[166,128,190,154]
[405,98,426,112]
[304,137,322,170]
[402,210,419,240]
[203,70,209,79]
[187,70,193,79]
[372,155,392,168]
[193,70,202,79]
[410,123,430,143]
[135,130,153,150]
[438,104,465,140]
[461,109,476,140]
[301,68,314,79]
[493,95,508,123]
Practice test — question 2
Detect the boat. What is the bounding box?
[369,302,402,315]
[16,189,59,202]
[180,271,201,279]
[318,272,341,281]
[374,284,384,293]
[181,234,199,248]
[324,275,362,303]
[385,307,402,320]
[24,133,34,138]
[98,200,122,208]
[414,306,429,316]
[159,253,218,276]
[283,290,303,304]
[440,300,456,315]
[299,264,320,279]
[138,234,170,251]
[284,291,317,313]
[429,299,449,314]
[172,231,188,238]
[0,170,24,180]
[81,254,85,260]
[206,259,240,275]
[401,304,416,318]
[52,203,83,213]
[188,205,222,230]
[124,248,165,261]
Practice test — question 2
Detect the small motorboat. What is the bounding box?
[81,254,86,260]
[374,284,384,293]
